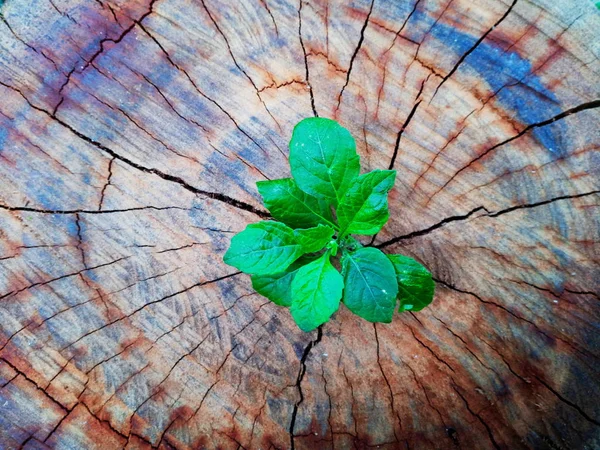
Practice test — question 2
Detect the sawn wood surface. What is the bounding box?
[0,0,599,448]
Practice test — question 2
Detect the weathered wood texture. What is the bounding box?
[0,0,599,448]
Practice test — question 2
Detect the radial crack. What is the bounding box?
[54,0,158,113]
[139,24,270,156]
[289,326,323,449]
[378,189,599,247]
[298,1,318,117]
[388,100,422,169]
[428,99,600,202]
[200,0,282,130]
[0,79,269,218]
[431,0,519,101]
[336,0,375,111]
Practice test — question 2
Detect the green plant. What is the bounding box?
[224,118,435,331]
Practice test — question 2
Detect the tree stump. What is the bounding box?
[0,0,599,448]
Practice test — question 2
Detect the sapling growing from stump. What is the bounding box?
[225,118,435,331]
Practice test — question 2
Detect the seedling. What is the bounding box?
[224,118,435,331]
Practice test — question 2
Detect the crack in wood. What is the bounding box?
[289,326,322,449]
[139,24,270,157]
[451,383,501,450]
[379,189,599,248]
[0,79,269,218]
[431,0,519,102]
[388,99,422,170]
[59,272,241,352]
[298,1,318,117]
[336,0,375,111]
[373,324,401,443]
[427,100,600,203]
[200,0,282,131]
[435,279,599,361]
[54,0,158,114]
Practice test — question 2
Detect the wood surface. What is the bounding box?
[0,0,599,448]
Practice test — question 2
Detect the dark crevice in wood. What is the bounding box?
[400,354,447,429]
[451,383,501,450]
[430,314,500,377]
[401,0,455,84]
[289,326,323,449]
[260,0,279,37]
[0,15,62,72]
[80,402,152,446]
[406,325,456,373]
[98,157,114,211]
[0,372,18,389]
[58,122,269,217]
[17,435,34,450]
[53,67,76,115]
[378,189,599,248]
[200,0,281,130]
[48,0,78,24]
[127,333,211,440]
[435,279,599,361]
[0,357,68,412]
[383,0,423,55]
[106,4,123,29]
[336,0,375,111]
[74,213,88,269]
[298,1,318,117]
[0,79,269,218]
[0,204,199,215]
[81,88,202,164]
[54,0,158,114]
[320,365,335,447]
[373,324,401,443]
[564,288,600,301]
[185,378,220,425]
[479,336,532,385]
[430,99,600,200]
[60,271,241,352]
[43,407,71,443]
[487,189,600,217]
[0,256,131,301]
[412,121,468,190]
[136,71,209,133]
[154,242,208,254]
[388,100,422,170]
[154,386,188,448]
[377,206,488,248]
[532,375,600,426]
[431,0,519,101]
[138,24,270,157]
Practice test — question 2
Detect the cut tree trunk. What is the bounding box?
[0,0,599,448]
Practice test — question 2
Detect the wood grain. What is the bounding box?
[0,0,599,448]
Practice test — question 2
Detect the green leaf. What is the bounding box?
[289,117,360,206]
[294,224,335,253]
[251,257,315,307]
[290,252,343,331]
[341,247,398,323]
[337,170,396,237]
[257,178,337,229]
[387,254,435,312]
[223,221,305,275]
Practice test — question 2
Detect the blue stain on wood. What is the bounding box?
[25,176,69,211]
[375,0,418,29]
[0,127,7,151]
[401,8,566,155]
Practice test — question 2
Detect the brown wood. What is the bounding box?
[0,0,599,448]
